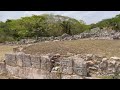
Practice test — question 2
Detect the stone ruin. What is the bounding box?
[0,51,120,79]
[4,28,120,45]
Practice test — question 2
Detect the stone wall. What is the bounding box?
[3,53,87,79]
[4,29,120,45]
[1,52,120,79]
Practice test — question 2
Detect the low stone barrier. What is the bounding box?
[0,53,120,79]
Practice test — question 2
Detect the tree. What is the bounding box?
[0,14,89,42]
[60,20,72,35]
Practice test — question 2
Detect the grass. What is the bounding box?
[22,39,120,58]
[1,39,120,61]
[97,75,114,79]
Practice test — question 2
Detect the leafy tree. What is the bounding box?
[0,14,89,42]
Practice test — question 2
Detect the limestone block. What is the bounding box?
[31,55,41,69]
[0,62,7,75]
[5,53,17,66]
[115,62,120,73]
[99,58,108,71]
[73,58,87,76]
[7,66,48,79]
[17,67,40,79]
[32,69,43,79]
[60,58,73,74]
[17,67,30,79]
[6,65,19,77]
[22,54,31,67]
[41,55,52,72]
[16,52,24,67]
[107,61,116,74]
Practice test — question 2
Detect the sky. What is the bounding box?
[0,11,120,24]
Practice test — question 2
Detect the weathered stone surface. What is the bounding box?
[61,74,83,79]
[22,54,31,67]
[6,65,19,77]
[32,69,42,79]
[60,67,73,75]
[89,67,98,71]
[48,71,61,79]
[18,67,42,79]
[60,58,73,74]
[0,62,7,75]
[50,54,61,61]
[60,58,73,67]
[99,58,108,71]
[110,57,120,61]
[5,53,16,66]
[61,33,70,39]
[52,66,60,71]
[70,75,83,79]
[86,61,95,67]
[17,67,31,79]
[102,58,108,62]
[5,53,120,79]
[41,56,52,72]
[73,58,87,76]
[112,35,120,40]
[31,55,41,69]
[107,60,116,74]
[115,62,120,72]
[6,65,47,79]
[93,54,105,62]
[73,66,87,76]
[16,52,24,67]
[40,70,50,79]
[84,77,100,79]
[49,53,61,67]
[18,68,49,79]
[85,54,93,61]
[61,74,71,79]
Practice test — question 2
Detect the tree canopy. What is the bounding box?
[90,14,120,31]
[0,14,89,42]
[2,14,120,42]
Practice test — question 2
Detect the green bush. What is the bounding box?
[0,36,15,43]
[0,14,89,42]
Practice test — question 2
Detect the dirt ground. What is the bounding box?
[22,40,120,58]
[0,45,17,61]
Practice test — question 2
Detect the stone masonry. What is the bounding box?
[0,52,119,79]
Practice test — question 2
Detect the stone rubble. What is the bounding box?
[4,28,120,45]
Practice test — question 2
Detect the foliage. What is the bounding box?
[90,14,120,31]
[0,14,89,42]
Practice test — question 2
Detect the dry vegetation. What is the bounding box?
[1,39,120,61]
[0,45,18,61]
[22,40,120,58]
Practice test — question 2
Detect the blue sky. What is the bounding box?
[0,11,120,24]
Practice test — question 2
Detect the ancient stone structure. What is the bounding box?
[0,52,120,79]
[4,29,120,45]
